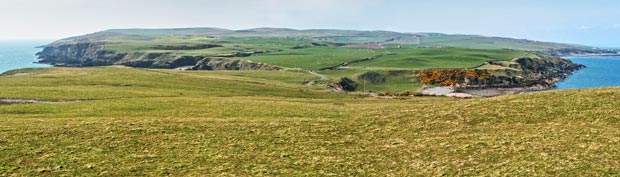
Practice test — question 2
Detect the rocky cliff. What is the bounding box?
[514,56,584,82]
[36,42,280,71]
[455,56,584,96]
[419,56,584,97]
[36,43,126,66]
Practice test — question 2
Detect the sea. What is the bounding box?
[556,57,620,90]
[0,40,51,74]
[0,40,619,90]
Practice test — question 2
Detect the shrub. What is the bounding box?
[338,77,358,92]
[419,69,493,86]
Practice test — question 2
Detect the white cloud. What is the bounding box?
[578,25,593,30]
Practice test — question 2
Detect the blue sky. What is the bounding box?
[1,0,619,47]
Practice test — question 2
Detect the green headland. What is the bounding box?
[36,28,612,94]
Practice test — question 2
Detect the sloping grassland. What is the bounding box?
[1,67,619,176]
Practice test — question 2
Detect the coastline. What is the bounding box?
[451,54,620,97]
[422,56,585,97]
[461,71,582,97]
[465,63,584,97]
[560,53,620,58]
[425,77,577,98]
[0,40,51,74]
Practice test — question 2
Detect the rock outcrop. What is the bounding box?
[513,56,584,84]
[472,56,582,88]
[191,58,281,70]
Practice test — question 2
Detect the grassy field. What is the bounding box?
[245,47,377,69]
[1,67,619,176]
[244,46,528,71]
[349,48,528,69]
[417,34,581,51]
[102,37,303,56]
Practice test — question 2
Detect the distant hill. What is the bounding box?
[55,27,608,52]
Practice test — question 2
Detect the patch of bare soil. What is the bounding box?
[0,99,80,105]
[6,72,35,76]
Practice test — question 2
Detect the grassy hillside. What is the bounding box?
[1,67,619,176]
[348,47,527,70]
[71,28,588,51]
[417,34,583,50]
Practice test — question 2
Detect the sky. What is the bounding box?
[0,0,619,47]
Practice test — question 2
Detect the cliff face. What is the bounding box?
[414,56,584,97]
[36,43,280,71]
[36,43,126,66]
[453,56,584,96]
[514,57,584,82]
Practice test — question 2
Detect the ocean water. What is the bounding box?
[0,40,51,74]
[556,57,620,90]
